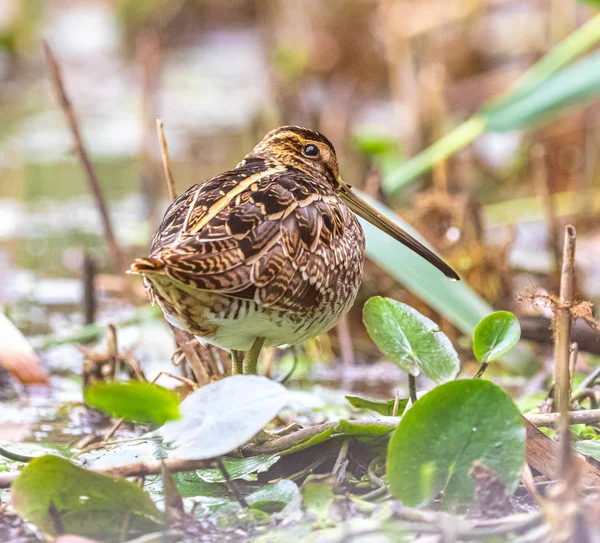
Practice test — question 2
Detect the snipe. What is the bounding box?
[129,126,458,374]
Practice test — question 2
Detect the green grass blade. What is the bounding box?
[383,14,600,194]
[483,50,600,131]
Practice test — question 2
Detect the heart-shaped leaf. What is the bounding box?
[84,381,180,425]
[363,296,460,383]
[159,375,289,460]
[387,379,525,510]
[11,455,163,541]
[473,311,521,363]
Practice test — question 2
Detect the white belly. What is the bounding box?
[161,300,340,351]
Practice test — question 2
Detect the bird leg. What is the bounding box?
[231,350,243,375]
[242,337,265,375]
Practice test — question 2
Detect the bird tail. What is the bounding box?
[128,257,166,275]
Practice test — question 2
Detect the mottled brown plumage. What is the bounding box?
[129,126,458,359]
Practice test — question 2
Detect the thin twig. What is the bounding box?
[554,226,576,478]
[0,456,212,488]
[215,458,248,508]
[525,409,600,427]
[43,41,124,272]
[532,144,561,276]
[408,374,418,404]
[156,119,177,203]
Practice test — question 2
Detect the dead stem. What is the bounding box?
[156,119,178,203]
[532,144,561,276]
[525,409,600,427]
[43,42,125,272]
[214,458,248,508]
[554,226,576,476]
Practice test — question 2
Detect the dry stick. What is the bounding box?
[0,457,211,489]
[555,225,576,479]
[532,144,561,276]
[214,458,248,508]
[156,119,178,202]
[155,119,212,385]
[43,42,125,272]
[525,409,600,427]
[83,253,97,325]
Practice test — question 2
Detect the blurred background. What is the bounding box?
[1,0,600,399]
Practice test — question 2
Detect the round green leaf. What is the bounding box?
[473,311,521,364]
[11,455,163,541]
[84,381,180,425]
[363,296,460,384]
[387,379,526,510]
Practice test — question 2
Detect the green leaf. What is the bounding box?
[159,375,289,460]
[336,419,395,438]
[473,311,521,364]
[382,14,600,193]
[346,395,407,416]
[84,381,180,425]
[363,296,460,383]
[247,480,299,513]
[358,192,493,334]
[302,475,335,528]
[572,440,600,460]
[11,455,163,541]
[195,454,280,483]
[387,380,526,510]
[482,50,600,131]
[280,427,334,455]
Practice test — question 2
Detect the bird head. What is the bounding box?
[248,126,459,281]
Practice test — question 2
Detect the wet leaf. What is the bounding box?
[84,381,180,425]
[572,440,600,460]
[387,380,525,510]
[11,455,163,541]
[159,375,289,460]
[280,427,334,455]
[336,420,395,438]
[473,311,521,363]
[247,480,299,513]
[302,475,334,528]
[196,454,281,483]
[346,395,407,416]
[363,297,460,383]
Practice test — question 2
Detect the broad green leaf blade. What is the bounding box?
[572,440,600,460]
[84,381,180,425]
[247,480,299,513]
[159,375,289,460]
[382,118,485,193]
[473,311,521,363]
[363,297,460,383]
[346,395,407,416]
[387,380,525,510]
[336,419,395,438]
[11,455,163,541]
[483,50,600,132]
[196,454,280,483]
[357,191,493,334]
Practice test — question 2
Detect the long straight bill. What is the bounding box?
[338,183,460,281]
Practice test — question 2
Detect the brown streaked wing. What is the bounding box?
[150,166,355,312]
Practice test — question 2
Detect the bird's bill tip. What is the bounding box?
[337,183,460,281]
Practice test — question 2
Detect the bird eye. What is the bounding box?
[302,144,320,158]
